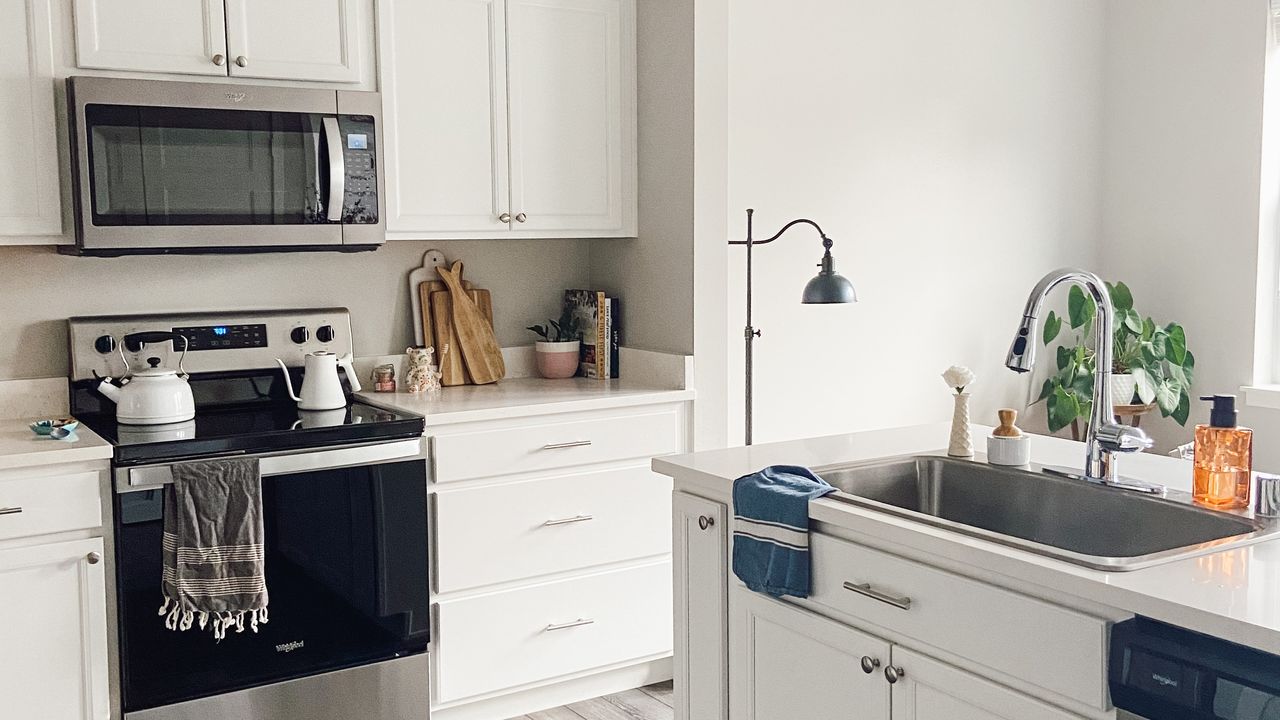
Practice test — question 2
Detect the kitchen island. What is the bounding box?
[655,423,1280,720]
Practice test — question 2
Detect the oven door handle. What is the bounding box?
[121,438,423,493]
[322,116,345,222]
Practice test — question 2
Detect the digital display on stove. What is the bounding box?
[172,323,267,351]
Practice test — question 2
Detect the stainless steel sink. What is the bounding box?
[816,455,1276,571]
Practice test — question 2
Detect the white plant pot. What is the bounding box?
[1111,373,1138,405]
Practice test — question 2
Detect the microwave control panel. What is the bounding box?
[340,115,379,225]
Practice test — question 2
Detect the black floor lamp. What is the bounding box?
[730,208,857,445]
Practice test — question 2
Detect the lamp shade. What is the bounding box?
[801,251,857,304]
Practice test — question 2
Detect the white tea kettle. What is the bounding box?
[275,351,361,411]
[97,332,196,425]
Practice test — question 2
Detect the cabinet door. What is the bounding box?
[506,0,636,236]
[224,0,362,83]
[73,0,228,76]
[731,586,891,720]
[673,492,728,720]
[0,539,110,720]
[379,0,511,235]
[0,0,61,236]
[890,648,1085,720]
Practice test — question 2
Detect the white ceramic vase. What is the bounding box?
[1111,372,1138,405]
[948,392,974,458]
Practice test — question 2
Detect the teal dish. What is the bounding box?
[29,419,79,436]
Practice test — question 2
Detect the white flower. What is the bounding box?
[942,366,975,394]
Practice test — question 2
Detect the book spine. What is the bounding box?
[594,291,607,379]
[609,298,620,379]
[603,298,613,380]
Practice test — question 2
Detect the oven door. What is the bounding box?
[113,439,429,714]
[67,77,382,254]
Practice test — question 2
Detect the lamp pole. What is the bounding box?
[730,209,842,446]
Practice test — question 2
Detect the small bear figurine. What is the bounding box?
[405,346,442,393]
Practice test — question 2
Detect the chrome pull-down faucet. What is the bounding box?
[1006,268,1155,485]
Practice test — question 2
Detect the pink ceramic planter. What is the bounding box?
[535,341,580,379]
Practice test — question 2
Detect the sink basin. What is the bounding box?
[816,456,1273,571]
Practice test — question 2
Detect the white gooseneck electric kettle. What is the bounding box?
[275,351,361,411]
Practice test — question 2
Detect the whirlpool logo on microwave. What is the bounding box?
[224,91,247,103]
[275,640,305,654]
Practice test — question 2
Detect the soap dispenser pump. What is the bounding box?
[1193,394,1253,508]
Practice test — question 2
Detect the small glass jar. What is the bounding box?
[371,364,397,393]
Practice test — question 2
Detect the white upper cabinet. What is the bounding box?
[223,0,362,83]
[507,0,633,234]
[72,0,366,84]
[381,0,637,239]
[0,0,62,237]
[72,0,228,76]
[381,0,510,234]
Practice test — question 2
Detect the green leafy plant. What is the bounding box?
[1037,281,1195,435]
[527,307,582,343]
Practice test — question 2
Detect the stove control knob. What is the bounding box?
[93,335,116,355]
[290,326,310,344]
[316,325,336,343]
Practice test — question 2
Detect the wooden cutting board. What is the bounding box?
[437,261,505,384]
[431,291,469,386]
[409,250,472,346]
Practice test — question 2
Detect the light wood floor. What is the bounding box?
[508,681,673,720]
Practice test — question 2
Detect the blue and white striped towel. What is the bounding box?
[732,465,835,598]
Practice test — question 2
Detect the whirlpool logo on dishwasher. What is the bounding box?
[1150,673,1179,688]
[275,641,305,654]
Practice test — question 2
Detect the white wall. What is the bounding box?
[1099,1,1279,464]
[726,0,1106,444]
[0,240,589,379]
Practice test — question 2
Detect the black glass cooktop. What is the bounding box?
[76,399,424,466]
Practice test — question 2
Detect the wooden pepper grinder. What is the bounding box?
[993,408,1022,438]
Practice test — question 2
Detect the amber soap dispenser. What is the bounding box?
[1193,394,1253,508]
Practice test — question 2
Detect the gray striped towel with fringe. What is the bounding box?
[159,457,269,641]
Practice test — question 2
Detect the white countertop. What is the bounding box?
[358,376,694,427]
[0,419,113,471]
[654,423,1280,655]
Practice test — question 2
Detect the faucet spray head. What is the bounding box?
[1006,316,1037,373]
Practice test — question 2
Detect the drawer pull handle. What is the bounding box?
[544,618,595,632]
[0,507,22,516]
[885,665,905,684]
[843,581,912,611]
[698,515,715,531]
[541,440,592,450]
[543,514,594,527]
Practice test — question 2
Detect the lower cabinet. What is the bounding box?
[0,538,110,720]
[730,588,1086,720]
[673,492,728,720]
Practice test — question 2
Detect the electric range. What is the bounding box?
[68,309,431,720]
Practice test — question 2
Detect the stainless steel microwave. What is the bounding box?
[65,76,384,256]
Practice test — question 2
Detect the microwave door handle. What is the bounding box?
[322,117,345,222]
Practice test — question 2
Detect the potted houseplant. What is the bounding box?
[1037,281,1195,440]
[528,308,582,379]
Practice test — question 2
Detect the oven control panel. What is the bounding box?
[69,309,354,381]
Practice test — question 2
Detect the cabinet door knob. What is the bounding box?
[212,54,226,66]
[515,212,528,223]
[860,656,881,674]
[86,552,102,565]
[698,515,715,531]
[235,56,248,68]
[885,665,905,684]
[498,212,512,223]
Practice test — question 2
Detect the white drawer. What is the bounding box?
[808,534,1109,711]
[435,465,671,593]
[431,408,681,483]
[0,472,102,542]
[435,560,673,703]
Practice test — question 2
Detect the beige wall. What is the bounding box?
[1099,1,1278,463]
[0,239,589,379]
[726,0,1107,445]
